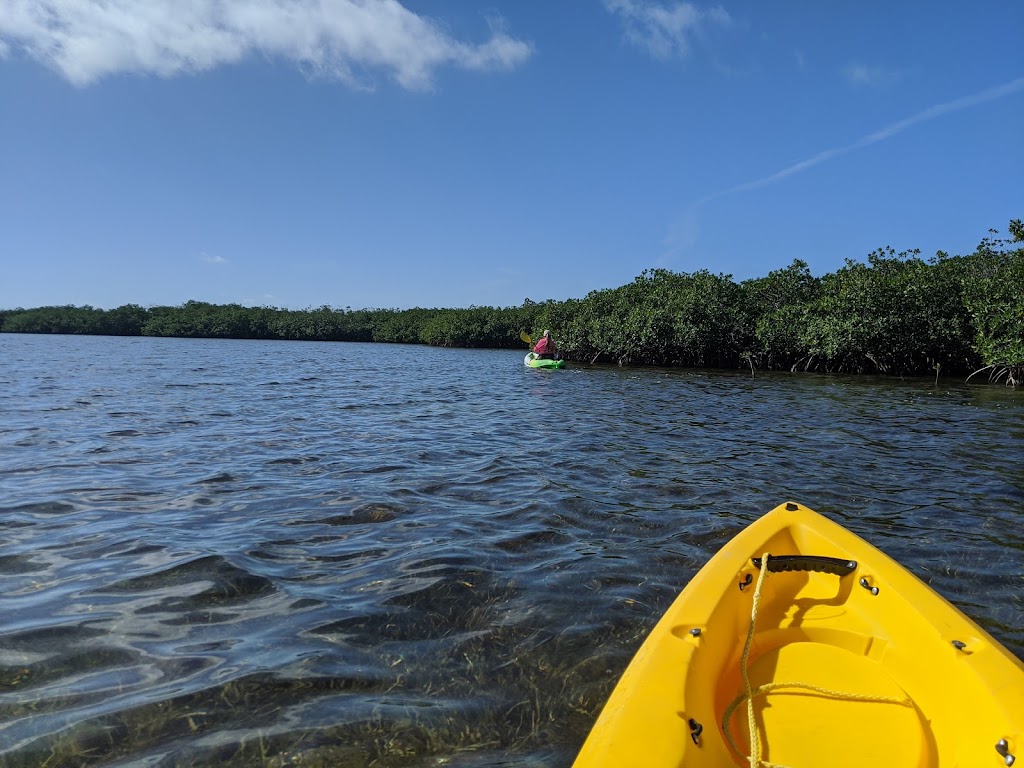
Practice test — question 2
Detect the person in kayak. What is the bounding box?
[532,330,558,359]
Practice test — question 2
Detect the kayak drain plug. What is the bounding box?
[689,628,702,637]
[996,739,1015,766]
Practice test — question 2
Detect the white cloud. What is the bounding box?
[200,251,227,264]
[602,0,733,60]
[843,62,901,87]
[604,0,731,59]
[0,0,533,89]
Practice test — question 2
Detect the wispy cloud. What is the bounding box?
[200,252,227,265]
[698,76,1024,205]
[843,62,902,87]
[0,0,532,89]
[604,0,731,59]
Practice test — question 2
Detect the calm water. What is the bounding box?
[1,334,1022,767]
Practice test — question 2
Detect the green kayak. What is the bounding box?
[524,352,565,369]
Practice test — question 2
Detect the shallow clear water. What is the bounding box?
[1,334,1021,767]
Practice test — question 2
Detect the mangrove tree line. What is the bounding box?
[3,221,1022,383]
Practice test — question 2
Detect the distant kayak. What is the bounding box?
[525,352,565,369]
[573,501,1024,768]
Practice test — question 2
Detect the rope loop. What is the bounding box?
[722,553,912,768]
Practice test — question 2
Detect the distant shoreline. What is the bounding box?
[4,223,1021,384]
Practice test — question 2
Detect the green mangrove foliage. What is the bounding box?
[959,225,1024,385]
[741,259,820,372]
[794,248,978,375]
[3,221,1022,381]
[530,270,747,367]
[0,303,148,336]
[0,300,536,349]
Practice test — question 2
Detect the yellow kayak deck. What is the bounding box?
[573,502,1024,768]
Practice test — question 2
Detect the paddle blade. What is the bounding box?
[519,330,533,345]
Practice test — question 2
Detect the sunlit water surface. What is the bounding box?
[1,334,1021,767]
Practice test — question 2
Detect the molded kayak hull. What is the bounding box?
[525,353,565,369]
[573,501,1024,768]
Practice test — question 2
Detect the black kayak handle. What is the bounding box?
[751,555,857,576]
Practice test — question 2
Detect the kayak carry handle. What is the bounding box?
[751,555,857,576]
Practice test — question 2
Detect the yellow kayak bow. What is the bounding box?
[574,502,1024,768]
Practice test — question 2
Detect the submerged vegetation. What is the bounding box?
[3,221,1022,383]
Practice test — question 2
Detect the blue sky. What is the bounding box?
[1,1,1022,311]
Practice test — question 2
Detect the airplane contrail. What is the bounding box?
[698,75,1024,205]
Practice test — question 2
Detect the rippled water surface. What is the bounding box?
[1,334,1022,766]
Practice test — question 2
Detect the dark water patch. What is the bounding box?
[165,382,231,389]
[385,567,502,614]
[0,501,77,516]
[0,620,110,652]
[0,646,141,694]
[88,490,163,504]
[308,563,523,648]
[489,528,573,552]
[59,537,154,562]
[95,555,276,604]
[0,554,48,574]
[360,463,411,474]
[124,543,167,557]
[289,598,324,610]
[195,473,238,485]
[297,547,390,567]
[161,611,241,626]
[96,457,151,467]
[314,504,402,526]
[265,455,321,466]
[309,609,481,648]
